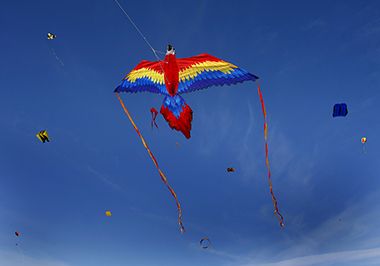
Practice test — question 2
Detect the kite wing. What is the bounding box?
[177,54,259,94]
[115,60,168,95]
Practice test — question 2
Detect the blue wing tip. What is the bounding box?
[114,86,122,93]
[250,73,259,80]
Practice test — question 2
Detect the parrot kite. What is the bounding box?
[115,44,258,138]
[114,44,284,231]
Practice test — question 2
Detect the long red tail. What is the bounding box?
[258,84,285,228]
[116,93,185,233]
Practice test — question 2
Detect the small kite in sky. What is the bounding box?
[47,32,56,40]
[200,237,211,249]
[227,167,235,173]
[36,130,50,143]
[115,44,284,231]
[46,33,64,66]
[15,231,21,246]
[361,137,367,153]
[333,103,348,117]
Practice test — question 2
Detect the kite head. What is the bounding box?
[166,44,175,55]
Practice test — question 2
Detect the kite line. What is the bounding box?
[112,0,170,84]
[113,0,163,63]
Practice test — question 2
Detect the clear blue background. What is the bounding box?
[1,0,380,265]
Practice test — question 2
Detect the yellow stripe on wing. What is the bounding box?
[125,68,165,84]
[179,61,237,82]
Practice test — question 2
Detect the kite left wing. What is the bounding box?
[115,60,168,95]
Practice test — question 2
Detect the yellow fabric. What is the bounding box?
[125,68,164,84]
[36,130,49,142]
[179,61,237,82]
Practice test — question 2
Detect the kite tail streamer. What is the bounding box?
[151,108,159,129]
[257,85,285,228]
[116,93,185,233]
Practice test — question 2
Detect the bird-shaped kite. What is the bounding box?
[115,45,258,138]
[115,44,284,231]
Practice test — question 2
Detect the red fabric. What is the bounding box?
[129,54,226,96]
[176,53,224,71]
[163,54,179,96]
[132,60,164,73]
[160,104,193,139]
[150,107,159,129]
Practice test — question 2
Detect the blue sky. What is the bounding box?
[1,0,380,265]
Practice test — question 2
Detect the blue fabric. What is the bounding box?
[162,95,186,118]
[114,77,168,95]
[177,68,258,94]
[333,103,348,117]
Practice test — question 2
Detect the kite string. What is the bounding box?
[50,48,65,66]
[16,241,26,265]
[116,93,185,233]
[113,0,161,62]
[46,40,64,67]
[112,0,171,86]
[257,84,285,228]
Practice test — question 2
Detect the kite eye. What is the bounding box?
[167,44,172,51]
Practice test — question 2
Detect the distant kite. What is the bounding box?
[47,32,56,40]
[333,103,348,117]
[15,231,21,247]
[200,237,211,249]
[227,167,235,173]
[36,130,50,143]
[361,137,367,153]
[46,33,64,66]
